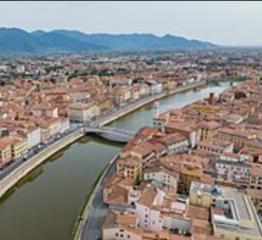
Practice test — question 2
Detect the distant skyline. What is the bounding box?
[1,1,262,46]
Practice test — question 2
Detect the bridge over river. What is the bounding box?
[83,126,135,143]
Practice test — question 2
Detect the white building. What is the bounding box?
[27,127,41,148]
[130,187,164,232]
[215,152,251,187]
[143,166,178,190]
[190,181,262,240]
[59,118,70,133]
[157,133,190,155]
[147,80,163,95]
[45,107,59,118]
[102,210,142,240]
[68,103,99,122]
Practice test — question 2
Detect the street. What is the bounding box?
[81,162,116,240]
[0,124,80,181]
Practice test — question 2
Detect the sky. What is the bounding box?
[0,1,262,46]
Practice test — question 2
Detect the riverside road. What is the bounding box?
[82,163,116,240]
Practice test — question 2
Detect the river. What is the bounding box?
[0,81,234,240]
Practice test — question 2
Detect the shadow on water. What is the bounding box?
[0,139,80,202]
[0,166,44,203]
[0,188,16,204]
[84,134,126,148]
[48,150,65,162]
[0,135,123,204]
[17,167,44,187]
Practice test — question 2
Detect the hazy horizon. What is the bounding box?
[1,1,262,46]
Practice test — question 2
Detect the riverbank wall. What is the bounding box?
[0,130,84,198]
[99,80,207,126]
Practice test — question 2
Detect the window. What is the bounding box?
[145,214,148,218]
[116,233,119,237]
[127,235,130,239]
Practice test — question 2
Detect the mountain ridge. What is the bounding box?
[0,27,218,55]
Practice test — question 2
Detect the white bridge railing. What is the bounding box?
[101,126,135,136]
[83,126,135,137]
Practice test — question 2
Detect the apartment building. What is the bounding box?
[165,121,201,148]
[199,120,221,140]
[249,163,262,190]
[143,164,179,191]
[102,210,142,240]
[103,173,136,211]
[111,86,132,107]
[116,156,142,180]
[7,136,28,160]
[131,186,165,232]
[68,102,99,122]
[215,152,251,188]
[197,138,234,156]
[218,127,256,150]
[156,133,190,155]
[26,127,41,149]
[190,181,262,240]
[0,137,12,166]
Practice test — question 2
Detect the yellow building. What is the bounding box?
[0,137,12,165]
[199,121,221,140]
[189,182,213,208]
[8,137,28,160]
[180,165,203,193]
[98,98,114,112]
[116,156,142,180]
[112,86,132,106]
